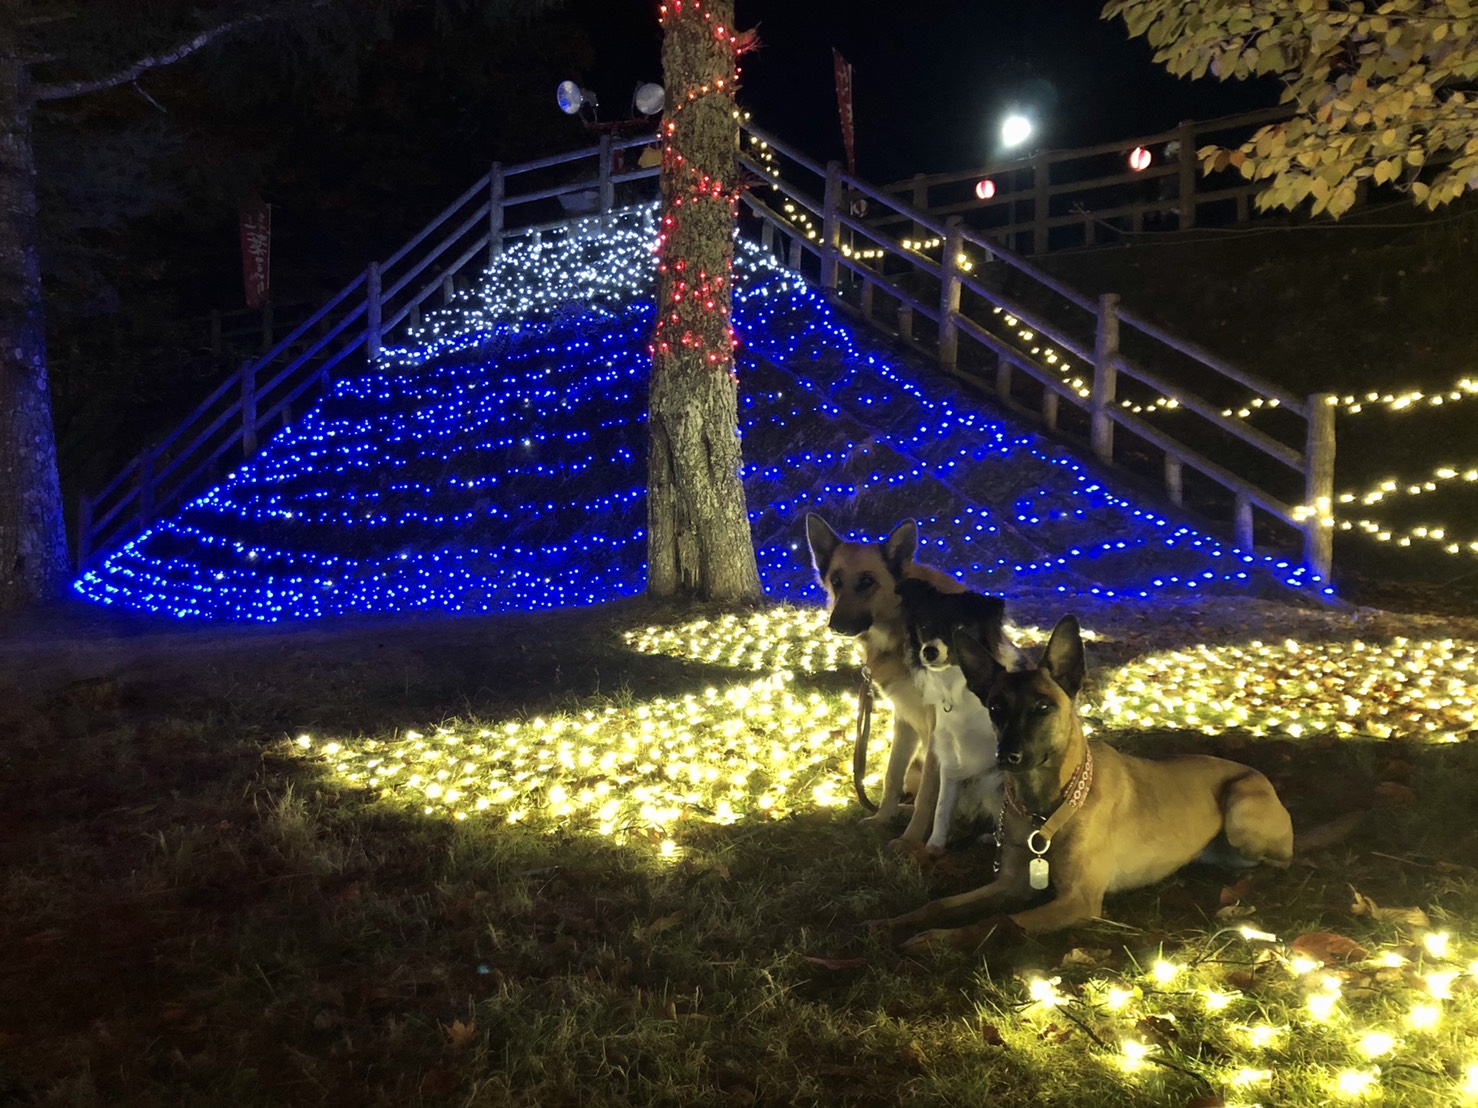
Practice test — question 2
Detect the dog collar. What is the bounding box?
[1003,744,1095,847]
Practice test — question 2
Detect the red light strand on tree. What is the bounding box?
[652,0,748,376]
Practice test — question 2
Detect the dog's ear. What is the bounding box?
[894,577,932,608]
[959,592,1006,631]
[1040,615,1086,698]
[994,634,1032,674]
[805,514,841,576]
[953,629,1003,695]
[881,519,919,577]
[959,593,1021,668]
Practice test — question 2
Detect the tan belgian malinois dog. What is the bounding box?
[805,514,965,844]
[878,613,1294,949]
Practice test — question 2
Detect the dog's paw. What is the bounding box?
[884,836,933,866]
[899,927,961,953]
[901,915,1024,953]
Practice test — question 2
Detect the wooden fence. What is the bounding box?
[79,110,1335,583]
[878,107,1292,254]
[737,122,1335,581]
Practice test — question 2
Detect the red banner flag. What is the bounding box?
[832,49,856,175]
[239,202,271,309]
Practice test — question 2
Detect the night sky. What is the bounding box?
[567,0,1281,182]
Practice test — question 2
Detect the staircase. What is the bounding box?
[74,112,1340,618]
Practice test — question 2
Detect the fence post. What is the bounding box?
[1177,119,1197,230]
[897,303,914,342]
[488,162,506,262]
[938,215,964,369]
[1091,292,1120,463]
[1032,151,1051,254]
[911,173,927,240]
[261,301,274,353]
[442,274,455,305]
[366,262,382,362]
[1303,393,1337,582]
[1234,492,1254,551]
[76,493,93,567]
[820,160,842,292]
[241,359,258,459]
[1164,455,1184,506]
[137,447,155,527]
[598,134,615,225]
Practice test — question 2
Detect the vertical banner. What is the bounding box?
[239,202,271,309]
[832,48,856,175]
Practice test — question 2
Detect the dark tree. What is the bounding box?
[647,0,762,604]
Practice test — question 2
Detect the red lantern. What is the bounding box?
[974,178,997,200]
[1128,146,1152,172]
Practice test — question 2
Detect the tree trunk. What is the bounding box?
[648,0,761,604]
[0,57,68,610]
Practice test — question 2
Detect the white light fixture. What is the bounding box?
[1001,113,1033,149]
[557,80,599,116]
[633,82,665,116]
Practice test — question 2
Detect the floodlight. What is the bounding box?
[634,82,665,116]
[1001,113,1033,149]
[557,80,598,116]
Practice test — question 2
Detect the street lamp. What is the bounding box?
[1000,113,1033,150]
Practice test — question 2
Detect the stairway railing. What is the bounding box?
[738,124,1335,581]
[76,132,660,565]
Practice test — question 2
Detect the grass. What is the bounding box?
[3,593,1478,1106]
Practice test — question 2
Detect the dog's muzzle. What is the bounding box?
[829,612,873,636]
[920,640,945,666]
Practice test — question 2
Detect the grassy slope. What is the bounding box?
[1023,196,1478,612]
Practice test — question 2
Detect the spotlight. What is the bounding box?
[557,80,599,117]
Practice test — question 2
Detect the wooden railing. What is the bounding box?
[77,132,661,565]
[738,123,1335,581]
[878,107,1292,254]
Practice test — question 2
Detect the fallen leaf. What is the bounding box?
[1059,947,1112,968]
[1295,810,1366,851]
[1374,781,1417,806]
[1349,885,1431,930]
[1187,1098,1226,1108]
[979,1022,1005,1047]
[1220,876,1256,907]
[803,955,868,971]
[1137,1014,1180,1050]
[443,1019,478,1049]
[1291,931,1369,964]
[1038,1022,1074,1043]
[1215,904,1258,920]
[1225,970,1259,992]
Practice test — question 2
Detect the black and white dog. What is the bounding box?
[896,578,1021,855]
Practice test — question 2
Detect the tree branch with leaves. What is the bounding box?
[1104,0,1478,217]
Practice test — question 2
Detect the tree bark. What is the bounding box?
[648,0,761,604]
[0,55,68,609]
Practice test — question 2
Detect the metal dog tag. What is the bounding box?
[1028,856,1050,890]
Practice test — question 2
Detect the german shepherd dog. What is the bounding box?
[805,514,965,843]
[895,577,1015,856]
[878,614,1294,950]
